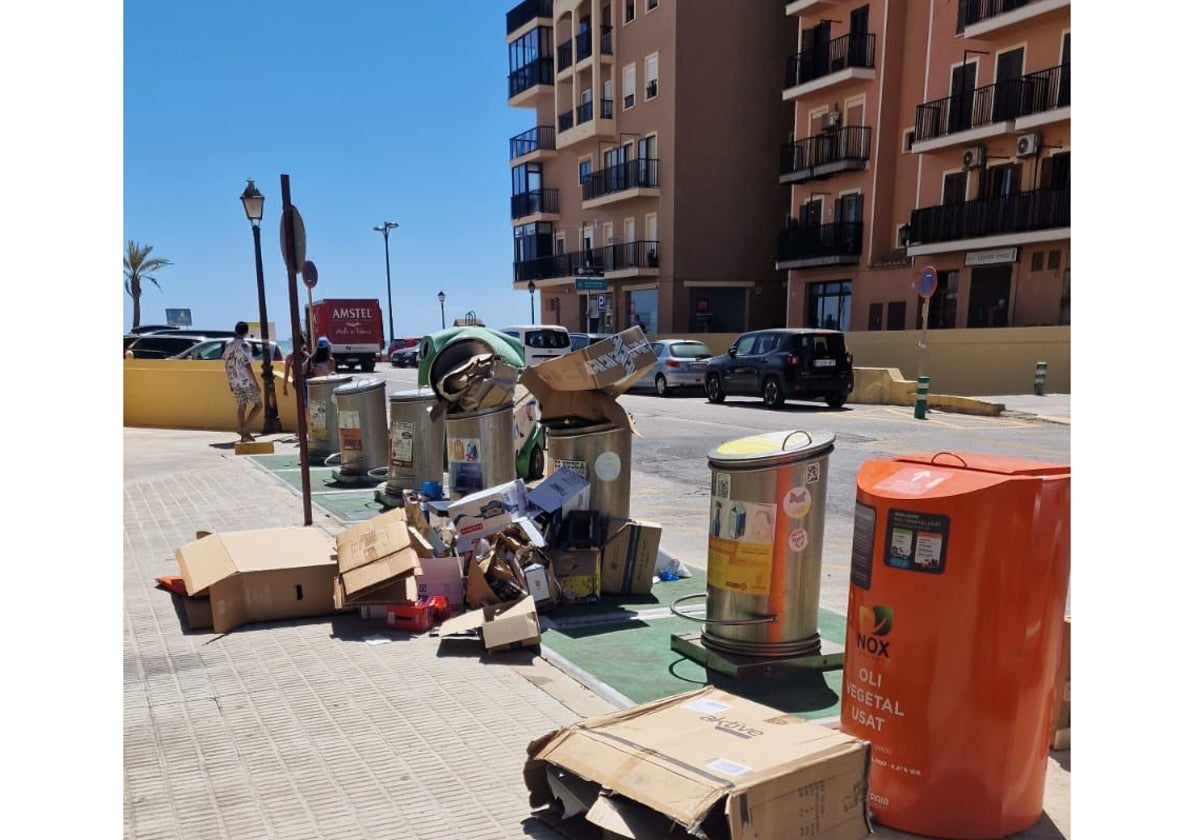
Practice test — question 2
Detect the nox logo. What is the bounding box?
[700,715,764,739]
[856,604,894,658]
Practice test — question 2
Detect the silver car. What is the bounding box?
[635,339,714,396]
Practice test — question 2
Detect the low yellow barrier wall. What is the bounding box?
[124,360,298,432]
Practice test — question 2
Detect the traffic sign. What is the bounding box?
[279,206,306,271]
[918,265,938,299]
[574,278,608,291]
[302,260,319,289]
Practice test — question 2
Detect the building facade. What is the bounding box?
[505,0,795,334]
[778,0,1070,332]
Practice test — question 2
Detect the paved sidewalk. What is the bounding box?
[123,422,1070,840]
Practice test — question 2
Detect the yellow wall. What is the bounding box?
[124,360,298,431]
[659,326,1070,396]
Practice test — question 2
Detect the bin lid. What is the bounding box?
[308,374,354,386]
[389,387,437,403]
[333,377,386,396]
[707,429,835,470]
[892,452,1069,477]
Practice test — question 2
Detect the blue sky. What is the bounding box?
[123,1,537,337]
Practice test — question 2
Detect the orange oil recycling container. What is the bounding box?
[840,452,1069,840]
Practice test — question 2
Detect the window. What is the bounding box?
[868,303,883,331]
[808,280,851,330]
[1047,250,1061,270]
[623,64,636,109]
[1031,251,1044,271]
[578,158,592,186]
[734,334,758,356]
[982,163,1021,199]
[903,129,915,152]
[625,1,635,23]
[886,301,906,331]
[1040,151,1070,190]
[645,54,659,99]
[942,171,968,204]
[647,0,659,10]
[627,287,657,332]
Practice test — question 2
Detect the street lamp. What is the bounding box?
[239,179,282,434]
[372,221,399,343]
[437,290,446,329]
[527,279,537,323]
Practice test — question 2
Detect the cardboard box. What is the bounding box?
[401,554,465,612]
[175,526,338,634]
[550,549,601,604]
[448,479,529,539]
[527,468,590,516]
[524,327,655,394]
[601,519,662,595]
[438,595,541,652]
[334,576,411,610]
[525,686,871,840]
[335,508,420,601]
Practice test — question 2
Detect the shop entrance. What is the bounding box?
[967,265,1013,328]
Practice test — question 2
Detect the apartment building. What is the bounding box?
[778,0,1070,331]
[505,0,794,335]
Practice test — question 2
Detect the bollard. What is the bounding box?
[1034,361,1047,396]
[914,375,930,419]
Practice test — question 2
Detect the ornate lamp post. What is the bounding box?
[239,179,281,434]
[437,290,446,329]
[372,221,399,343]
[528,279,536,323]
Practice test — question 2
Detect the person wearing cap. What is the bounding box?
[310,336,337,377]
[221,321,263,442]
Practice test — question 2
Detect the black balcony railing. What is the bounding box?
[513,240,660,284]
[508,57,554,97]
[510,189,560,220]
[557,40,573,72]
[509,125,555,160]
[787,33,875,87]
[576,100,594,124]
[506,0,553,35]
[577,29,593,61]
[600,98,613,118]
[957,0,1038,32]
[907,187,1069,245]
[558,109,574,131]
[777,221,864,264]
[914,64,1070,142]
[624,93,634,108]
[780,126,871,179]
[600,25,613,55]
[583,158,660,200]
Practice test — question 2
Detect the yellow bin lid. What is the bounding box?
[708,429,835,470]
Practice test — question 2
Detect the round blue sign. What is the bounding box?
[302,260,319,289]
[918,266,937,299]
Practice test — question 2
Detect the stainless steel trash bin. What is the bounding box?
[700,429,835,658]
[330,377,389,481]
[545,420,631,521]
[384,387,444,496]
[304,374,354,464]
[445,402,514,499]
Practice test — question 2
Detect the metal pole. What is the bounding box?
[281,174,312,526]
[251,224,282,434]
[1034,361,1047,396]
[914,375,930,420]
[439,298,446,329]
[382,227,395,342]
[530,288,536,322]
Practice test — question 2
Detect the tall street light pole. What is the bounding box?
[373,221,398,343]
[528,279,537,323]
[437,290,446,329]
[240,179,282,434]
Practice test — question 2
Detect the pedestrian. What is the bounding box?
[222,321,263,443]
[282,333,310,397]
[310,336,337,377]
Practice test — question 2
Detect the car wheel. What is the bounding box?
[655,374,670,397]
[391,359,401,368]
[826,393,847,409]
[361,359,375,372]
[706,375,726,404]
[763,376,785,409]
[529,445,545,480]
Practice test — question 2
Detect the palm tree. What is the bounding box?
[124,241,172,330]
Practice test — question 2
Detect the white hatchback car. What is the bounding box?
[634,339,714,396]
[496,325,572,366]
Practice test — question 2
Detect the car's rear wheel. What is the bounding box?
[826,393,847,409]
[655,374,670,397]
[361,359,375,372]
[763,376,785,409]
[706,375,725,404]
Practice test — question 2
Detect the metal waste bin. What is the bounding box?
[841,452,1070,839]
[699,430,835,658]
[544,420,631,521]
[384,387,444,497]
[329,377,388,482]
[304,374,353,464]
[445,402,514,499]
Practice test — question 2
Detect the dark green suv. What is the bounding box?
[704,328,853,409]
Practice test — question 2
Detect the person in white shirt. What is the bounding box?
[222,321,263,442]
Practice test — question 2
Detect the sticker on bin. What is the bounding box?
[782,486,812,518]
[876,467,951,495]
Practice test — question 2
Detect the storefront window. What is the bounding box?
[626,288,657,333]
[808,280,852,330]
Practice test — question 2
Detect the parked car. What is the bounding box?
[497,325,572,366]
[390,346,419,367]
[386,337,421,357]
[125,333,206,359]
[704,328,853,409]
[569,332,611,351]
[633,339,713,396]
[169,338,283,361]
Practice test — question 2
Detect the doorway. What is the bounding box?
[949,60,977,132]
[967,265,1013,328]
[993,47,1024,122]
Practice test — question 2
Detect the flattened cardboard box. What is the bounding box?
[438,595,541,652]
[525,686,871,840]
[175,526,337,634]
[601,519,662,595]
[335,508,420,600]
[525,327,655,395]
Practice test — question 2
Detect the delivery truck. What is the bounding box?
[308,298,385,372]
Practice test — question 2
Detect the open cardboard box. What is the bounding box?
[334,508,420,606]
[437,595,541,652]
[174,527,338,634]
[526,686,871,840]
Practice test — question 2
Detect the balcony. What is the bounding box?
[600,25,613,55]
[513,240,660,285]
[784,33,875,99]
[912,64,1069,152]
[582,158,660,208]
[508,57,554,105]
[506,0,553,38]
[509,125,556,161]
[576,30,593,61]
[905,187,1069,256]
[557,98,616,148]
[780,126,871,184]
[776,220,864,269]
[785,0,841,15]
[557,40,572,73]
[957,0,1070,39]
[510,189,560,221]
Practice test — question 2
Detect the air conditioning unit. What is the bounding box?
[1016,132,1041,158]
[962,145,986,169]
